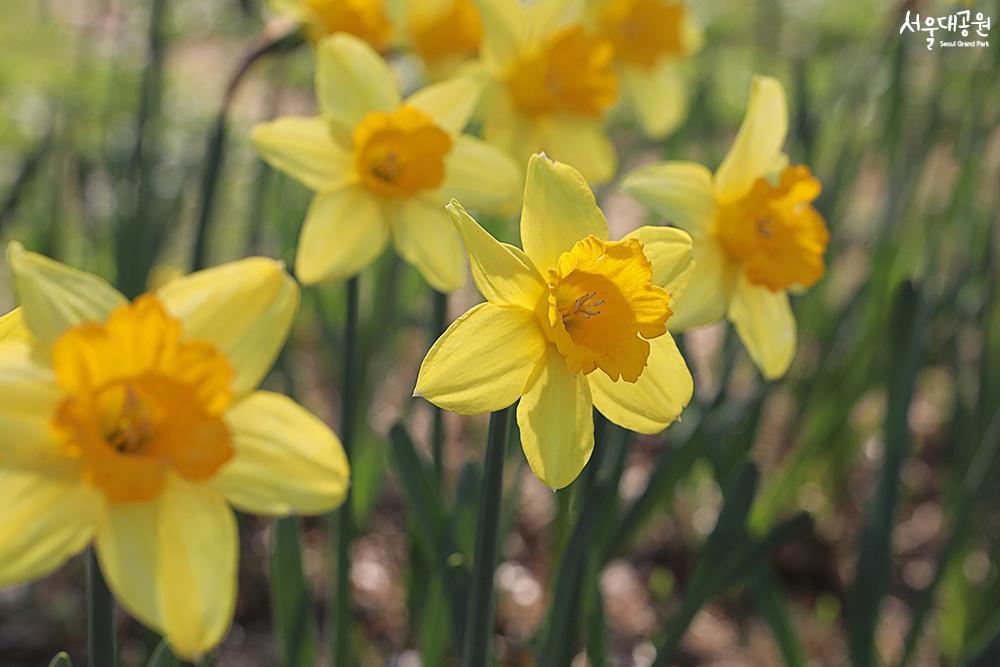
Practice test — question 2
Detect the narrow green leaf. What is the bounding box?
[271,517,318,667]
[146,640,180,667]
[752,574,807,667]
[848,281,925,667]
[47,652,72,667]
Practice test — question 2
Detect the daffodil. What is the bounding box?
[473,0,620,184]
[621,75,829,379]
[0,244,349,659]
[403,0,483,79]
[416,154,694,489]
[271,0,393,51]
[587,0,703,138]
[252,33,520,292]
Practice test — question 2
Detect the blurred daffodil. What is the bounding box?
[588,0,702,138]
[474,0,620,184]
[0,244,349,660]
[252,33,520,291]
[622,75,829,379]
[403,0,483,78]
[272,0,392,50]
[416,154,694,489]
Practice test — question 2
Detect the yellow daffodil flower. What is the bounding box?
[587,0,703,138]
[252,33,520,292]
[403,0,483,79]
[473,0,620,184]
[416,154,694,489]
[621,75,829,379]
[272,0,393,51]
[0,244,349,660]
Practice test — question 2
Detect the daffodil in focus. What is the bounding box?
[272,0,392,50]
[403,0,483,78]
[622,75,829,379]
[473,0,620,184]
[0,244,349,659]
[416,154,694,489]
[252,33,520,292]
[587,0,702,138]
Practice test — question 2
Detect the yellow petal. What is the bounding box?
[156,479,238,660]
[416,302,547,414]
[157,258,299,396]
[620,60,687,139]
[96,500,163,632]
[517,346,593,489]
[620,161,716,238]
[0,342,65,467]
[624,226,694,300]
[0,467,102,587]
[440,135,521,215]
[448,200,545,309]
[390,197,466,292]
[728,273,796,380]
[295,187,389,285]
[589,333,692,434]
[534,117,617,185]
[521,153,608,271]
[250,116,355,192]
[474,0,526,70]
[0,308,33,343]
[7,242,126,344]
[406,74,486,134]
[214,391,349,515]
[315,34,400,135]
[714,75,788,203]
[668,239,735,332]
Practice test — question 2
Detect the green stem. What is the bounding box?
[86,548,116,667]
[461,407,512,667]
[190,28,304,271]
[430,289,448,479]
[331,276,360,667]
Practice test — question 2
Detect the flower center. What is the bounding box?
[598,0,687,67]
[714,165,829,292]
[410,0,482,63]
[52,296,234,504]
[303,0,392,50]
[537,235,671,382]
[506,25,619,117]
[353,106,453,198]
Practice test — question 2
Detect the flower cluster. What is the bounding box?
[0,0,829,659]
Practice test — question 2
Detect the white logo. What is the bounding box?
[900,9,991,50]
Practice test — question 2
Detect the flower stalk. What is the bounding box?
[331,276,360,667]
[461,407,512,667]
[86,548,116,667]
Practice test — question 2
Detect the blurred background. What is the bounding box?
[0,0,998,665]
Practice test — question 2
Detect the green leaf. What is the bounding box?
[48,652,72,667]
[270,517,318,667]
[752,574,807,667]
[145,640,180,667]
[848,281,925,667]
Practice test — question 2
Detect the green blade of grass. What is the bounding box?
[752,573,807,667]
[848,280,925,667]
[271,517,318,667]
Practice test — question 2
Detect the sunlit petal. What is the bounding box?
[728,273,796,379]
[157,258,299,396]
[517,347,593,489]
[416,302,547,415]
[250,116,355,192]
[589,333,692,434]
[620,161,716,238]
[215,391,349,515]
[390,196,466,292]
[521,153,609,271]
